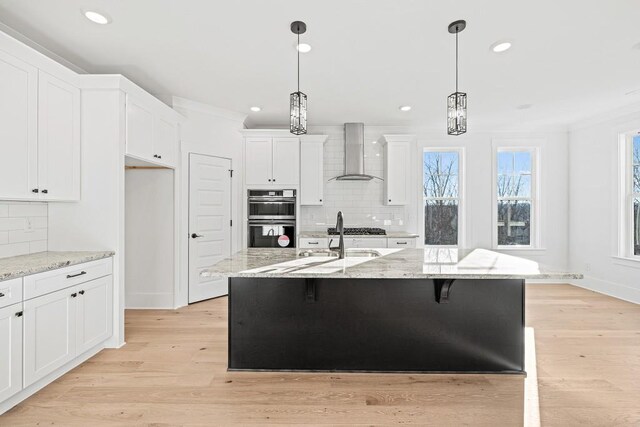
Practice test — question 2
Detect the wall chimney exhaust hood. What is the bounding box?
[331,123,382,181]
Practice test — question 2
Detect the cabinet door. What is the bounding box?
[126,96,154,161]
[0,303,22,402]
[153,116,177,168]
[272,138,300,186]
[76,276,113,355]
[385,142,410,205]
[300,142,324,205]
[23,287,76,387]
[245,138,272,185]
[0,50,38,200]
[37,71,81,201]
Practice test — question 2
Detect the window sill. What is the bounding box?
[493,247,547,253]
[612,256,640,269]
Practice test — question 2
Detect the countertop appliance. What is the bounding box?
[327,227,386,235]
[247,190,296,248]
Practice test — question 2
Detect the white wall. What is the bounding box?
[172,97,246,306]
[0,201,47,258]
[301,125,570,271]
[568,107,640,303]
[125,168,174,308]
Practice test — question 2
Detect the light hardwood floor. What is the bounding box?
[1,284,639,426]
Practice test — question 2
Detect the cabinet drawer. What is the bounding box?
[0,278,22,309]
[23,257,113,301]
[387,238,417,248]
[343,238,388,249]
[299,238,329,249]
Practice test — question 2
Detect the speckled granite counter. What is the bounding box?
[0,251,115,281]
[299,231,419,239]
[202,248,583,280]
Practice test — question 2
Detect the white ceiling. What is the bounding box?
[0,0,639,130]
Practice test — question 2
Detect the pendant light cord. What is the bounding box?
[455,30,458,94]
[297,31,300,93]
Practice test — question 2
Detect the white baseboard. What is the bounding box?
[125,292,173,309]
[570,275,640,304]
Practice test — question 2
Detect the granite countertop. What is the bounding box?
[202,248,583,280]
[299,231,419,239]
[0,251,115,282]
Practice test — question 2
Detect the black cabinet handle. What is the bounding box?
[15,311,23,317]
[396,241,407,245]
[272,179,276,182]
[308,242,318,245]
[41,189,48,194]
[0,292,4,298]
[79,290,85,295]
[71,293,77,298]
[319,199,322,202]
[388,199,391,202]
[67,271,87,279]
[158,155,162,159]
[32,188,39,193]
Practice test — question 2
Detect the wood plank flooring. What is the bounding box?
[1,284,639,426]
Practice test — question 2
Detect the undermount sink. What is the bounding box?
[299,249,381,258]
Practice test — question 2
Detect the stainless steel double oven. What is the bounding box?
[247,190,296,248]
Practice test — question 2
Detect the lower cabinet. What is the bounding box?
[23,275,113,388]
[342,237,388,249]
[0,303,22,403]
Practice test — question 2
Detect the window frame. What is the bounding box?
[492,145,540,249]
[617,131,640,260]
[421,147,465,248]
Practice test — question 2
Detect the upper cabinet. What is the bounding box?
[125,94,179,168]
[382,135,415,206]
[244,133,300,186]
[300,135,328,205]
[0,50,80,201]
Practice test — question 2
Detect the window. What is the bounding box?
[634,136,640,256]
[423,150,461,246]
[495,148,537,247]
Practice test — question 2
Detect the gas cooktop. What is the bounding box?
[327,227,387,236]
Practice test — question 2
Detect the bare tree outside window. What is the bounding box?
[423,151,459,245]
[497,151,533,246]
[633,136,640,255]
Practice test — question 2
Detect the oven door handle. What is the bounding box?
[249,198,296,203]
[248,220,296,226]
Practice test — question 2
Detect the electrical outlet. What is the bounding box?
[24,218,33,232]
[584,263,591,272]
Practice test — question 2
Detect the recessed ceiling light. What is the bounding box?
[376,153,380,157]
[371,140,377,144]
[296,43,312,53]
[516,104,533,110]
[250,106,261,112]
[491,41,512,53]
[84,10,110,25]
[399,105,412,112]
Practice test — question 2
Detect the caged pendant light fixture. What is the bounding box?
[447,20,467,136]
[290,21,307,135]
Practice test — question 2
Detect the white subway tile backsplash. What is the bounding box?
[0,201,48,258]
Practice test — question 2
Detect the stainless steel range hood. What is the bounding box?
[332,123,382,181]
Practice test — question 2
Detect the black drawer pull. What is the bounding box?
[41,189,48,194]
[32,188,39,193]
[15,311,23,317]
[0,292,5,298]
[79,290,85,295]
[70,293,77,298]
[308,242,318,245]
[67,271,87,279]
[396,241,407,245]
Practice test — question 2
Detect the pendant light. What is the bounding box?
[447,20,467,136]
[290,21,307,135]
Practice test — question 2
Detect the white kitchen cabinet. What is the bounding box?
[76,276,113,355]
[0,302,23,402]
[244,135,300,186]
[382,135,414,206]
[272,138,300,185]
[0,50,38,200]
[245,138,273,185]
[37,71,81,201]
[23,286,77,387]
[125,95,179,168]
[387,237,417,248]
[299,237,329,249]
[341,237,388,249]
[300,137,325,205]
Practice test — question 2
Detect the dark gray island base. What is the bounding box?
[228,277,525,374]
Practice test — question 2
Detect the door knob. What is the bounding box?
[42,189,48,194]
[191,233,204,239]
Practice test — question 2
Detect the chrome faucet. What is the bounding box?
[331,211,345,259]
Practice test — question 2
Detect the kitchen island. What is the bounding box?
[203,248,582,374]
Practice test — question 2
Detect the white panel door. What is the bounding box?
[153,116,177,168]
[126,96,154,161]
[37,71,81,201]
[245,138,272,185]
[385,142,410,205]
[76,276,113,355]
[23,287,77,387]
[0,50,38,200]
[300,142,323,205]
[0,303,22,402]
[189,154,232,303]
[272,137,300,186]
